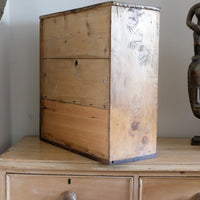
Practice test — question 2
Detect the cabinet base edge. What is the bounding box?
[40,136,109,164]
[40,136,157,165]
[110,153,157,165]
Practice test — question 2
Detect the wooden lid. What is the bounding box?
[40,1,160,19]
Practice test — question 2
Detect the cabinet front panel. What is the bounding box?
[7,174,133,200]
[41,99,109,160]
[41,6,110,58]
[140,177,200,200]
[41,59,109,109]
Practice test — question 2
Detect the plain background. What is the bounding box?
[0,0,10,153]
[1,0,200,151]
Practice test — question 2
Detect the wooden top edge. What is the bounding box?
[1,136,200,173]
[113,2,160,11]
[40,1,160,20]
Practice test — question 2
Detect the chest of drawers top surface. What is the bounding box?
[0,136,200,172]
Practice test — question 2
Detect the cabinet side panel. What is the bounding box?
[110,6,160,161]
[41,99,109,160]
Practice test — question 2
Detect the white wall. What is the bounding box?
[8,0,200,144]
[0,1,11,153]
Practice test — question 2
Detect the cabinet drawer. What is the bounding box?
[140,177,200,200]
[7,174,133,200]
[41,6,110,59]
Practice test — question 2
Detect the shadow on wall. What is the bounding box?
[0,21,11,153]
[10,22,40,145]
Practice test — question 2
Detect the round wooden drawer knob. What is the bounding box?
[61,191,77,200]
[193,193,200,200]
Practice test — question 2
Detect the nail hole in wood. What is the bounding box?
[75,60,78,66]
[68,178,71,184]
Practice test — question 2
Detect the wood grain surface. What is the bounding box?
[140,177,200,200]
[41,6,110,58]
[41,99,109,160]
[41,59,109,109]
[1,137,200,172]
[109,6,160,161]
[7,174,133,200]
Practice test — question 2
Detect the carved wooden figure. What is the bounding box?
[187,3,200,118]
[40,2,160,164]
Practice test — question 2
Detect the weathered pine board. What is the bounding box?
[109,6,160,161]
[41,99,109,161]
[41,6,111,58]
[41,59,109,109]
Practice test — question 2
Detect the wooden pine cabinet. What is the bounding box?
[1,137,200,200]
[40,2,160,164]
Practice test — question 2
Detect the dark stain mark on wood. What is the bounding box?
[143,126,150,134]
[129,16,138,26]
[129,31,143,49]
[44,72,47,78]
[126,9,140,33]
[131,121,140,131]
[54,18,56,24]
[139,45,149,63]
[129,130,135,137]
[142,136,148,145]
[43,107,55,112]
[86,22,90,36]
[127,25,133,33]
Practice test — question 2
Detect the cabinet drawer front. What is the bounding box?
[41,6,110,59]
[41,59,109,109]
[7,174,133,200]
[140,177,200,200]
